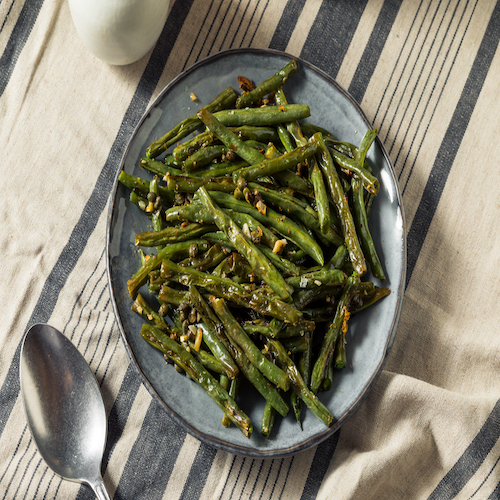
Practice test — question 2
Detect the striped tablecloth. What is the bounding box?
[2,0,500,498]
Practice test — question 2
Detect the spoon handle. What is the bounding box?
[89,479,111,500]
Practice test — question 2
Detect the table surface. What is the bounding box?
[2,1,500,499]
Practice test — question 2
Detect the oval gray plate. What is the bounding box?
[106,48,406,458]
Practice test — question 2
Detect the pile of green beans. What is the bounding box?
[120,59,390,439]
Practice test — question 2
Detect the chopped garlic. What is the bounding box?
[272,238,287,254]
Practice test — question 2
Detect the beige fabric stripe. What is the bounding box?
[336,0,386,90]
[285,0,324,56]
[104,384,153,499]
[161,434,201,500]
[249,0,288,48]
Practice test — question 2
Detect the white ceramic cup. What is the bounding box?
[68,0,171,66]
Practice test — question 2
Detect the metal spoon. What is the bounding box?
[19,323,110,500]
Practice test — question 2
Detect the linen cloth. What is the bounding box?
[2,0,500,498]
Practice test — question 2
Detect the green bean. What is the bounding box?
[141,323,252,437]
[329,148,379,195]
[131,293,168,331]
[183,145,229,172]
[140,157,182,177]
[232,139,318,182]
[188,290,290,416]
[310,273,360,393]
[161,259,302,324]
[198,108,265,166]
[277,123,295,153]
[236,59,298,109]
[146,86,237,158]
[315,133,367,276]
[273,169,314,197]
[248,181,342,246]
[224,209,279,249]
[351,178,386,280]
[309,157,331,233]
[177,244,227,271]
[210,297,290,391]
[192,160,248,178]
[261,400,276,437]
[258,245,301,277]
[134,222,217,247]
[158,285,188,307]
[189,344,229,375]
[325,245,348,270]
[194,322,238,379]
[348,286,391,313]
[281,336,308,354]
[164,173,235,193]
[222,376,240,427]
[230,125,279,143]
[356,128,378,168]
[196,186,293,301]
[213,104,310,127]
[274,87,308,148]
[286,268,346,290]
[265,338,334,427]
[203,191,324,266]
[172,130,216,162]
[126,239,208,298]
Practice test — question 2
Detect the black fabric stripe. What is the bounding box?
[0,0,44,98]
[228,0,251,47]
[238,459,256,498]
[30,461,49,500]
[469,453,500,499]
[268,0,307,51]
[100,364,143,472]
[278,456,295,499]
[406,0,500,287]
[228,457,247,498]
[111,399,187,500]
[299,0,368,80]
[193,0,226,62]
[488,479,500,500]
[181,0,216,71]
[247,0,270,47]
[12,449,38,500]
[257,459,274,500]
[398,0,476,193]
[247,459,265,498]
[300,431,340,500]
[206,0,235,55]
[62,248,106,341]
[347,0,402,104]
[216,0,243,50]
[0,433,31,500]
[0,0,17,35]
[372,0,427,125]
[217,454,238,499]
[268,459,285,498]
[0,427,28,490]
[381,0,446,145]
[428,399,500,500]
[178,442,217,499]
[389,0,455,159]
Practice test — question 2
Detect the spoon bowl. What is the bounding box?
[20,324,110,499]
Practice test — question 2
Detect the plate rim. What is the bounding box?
[106,47,407,458]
